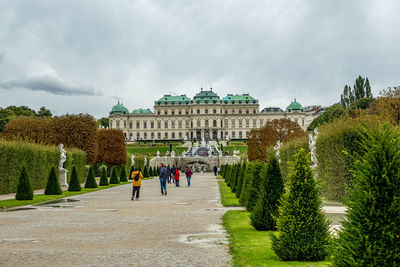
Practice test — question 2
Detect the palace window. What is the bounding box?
[157,121,161,129]
[164,121,168,128]
[143,121,147,129]
[221,120,223,127]
[164,110,168,115]
[179,132,182,138]
[225,110,228,114]
[231,119,235,128]
[253,119,257,128]
[178,121,182,128]
[122,121,126,129]
[246,109,249,114]
[302,118,305,126]
[197,120,200,127]
[171,110,175,115]
[197,109,200,114]
[136,133,140,139]
[225,132,228,138]
[213,120,217,127]
[259,119,264,127]
[185,120,189,128]
[144,133,147,139]
[253,109,257,114]
[239,119,243,128]
[110,121,113,128]
[245,119,249,128]
[239,110,242,114]
[205,109,208,114]
[178,110,182,115]
[191,121,193,128]
[224,119,228,128]
[136,121,140,129]
[158,132,161,139]
[191,110,193,114]
[205,120,209,127]
[116,121,120,129]
[171,121,175,129]
[129,122,132,129]
[239,131,243,138]
[157,111,161,115]
[232,131,236,138]
[164,132,168,139]
[246,131,249,137]
[151,121,154,129]
[130,133,133,138]
[172,132,175,139]
[213,109,216,114]
[151,132,154,139]
[186,110,189,115]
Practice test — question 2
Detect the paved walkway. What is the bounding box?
[0,173,232,266]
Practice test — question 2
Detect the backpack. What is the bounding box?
[134,172,140,181]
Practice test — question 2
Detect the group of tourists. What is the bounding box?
[129,164,193,200]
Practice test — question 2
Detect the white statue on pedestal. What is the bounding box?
[171,150,175,157]
[309,128,318,169]
[144,157,147,167]
[274,140,281,163]
[58,144,68,186]
[157,151,160,157]
[131,153,135,166]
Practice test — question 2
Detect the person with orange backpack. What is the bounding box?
[131,167,143,201]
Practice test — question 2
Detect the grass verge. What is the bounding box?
[223,210,329,267]
[0,182,131,209]
[219,180,240,206]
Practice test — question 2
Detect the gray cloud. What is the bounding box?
[0,69,100,96]
[0,51,4,64]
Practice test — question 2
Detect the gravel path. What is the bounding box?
[0,173,232,267]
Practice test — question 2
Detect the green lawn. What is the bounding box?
[223,145,248,155]
[218,180,240,206]
[0,182,131,209]
[223,210,329,267]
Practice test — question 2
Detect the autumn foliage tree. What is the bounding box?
[247,118,306,161]
[376,86,400,125]
[96,129,127,166]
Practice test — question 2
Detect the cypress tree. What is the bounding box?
[119,165,128,182]
[129,165,134,179]
[332,126,400,266]
[271,148,330,261]
[149,166,153,177]
[143,165,149,177]
[235,162,247,199]
[245,162,264,211]
[250,154,284,230]
[239,162,255,205]
[99,166,109,186]
[109,166,120,184]
[225,165,233,187]
[15,166,34,200]
[68,166,82,191]
[45,166,62,195]
[84,166,98,188]
[231,164,240,193]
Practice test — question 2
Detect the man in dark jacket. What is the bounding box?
[170,165,176,184]
[159,163,169,196]
[213,166,218,176]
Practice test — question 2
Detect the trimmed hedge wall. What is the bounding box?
[0,139,86,194]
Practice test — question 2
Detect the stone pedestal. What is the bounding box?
[59,169,68,187]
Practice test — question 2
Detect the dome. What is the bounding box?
[286,100,302,112]
[111,102,129,114]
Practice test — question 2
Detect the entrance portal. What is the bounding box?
[212,131,217,140]
[196,131,201,140]
[204,131,210,140]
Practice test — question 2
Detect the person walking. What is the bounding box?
[213,165,218,176]
[170,165,176,184]
[174,168,180,187]
[131,167,143,201]
[185,166,192,187]
[167,165,171,184]
[159,163,169,196]
[201,166,204,176]
[217,166,220,175]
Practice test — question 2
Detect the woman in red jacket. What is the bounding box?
[174,168,180,187]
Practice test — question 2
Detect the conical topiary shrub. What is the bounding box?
[15,166,34,200]
[235,162,247,198]
[149,166,154,177]
[84,166,98,188]
[119,165,128,182]
[332,125,400,266]
[129,165,134,180]
[143,165,149,178]
[271,148,330,261]
[231,164,241,193]
[68,166,81,191]
[239,163,255,205]
[109,166,120,184]
[250,154,284,231]
[99,166,109,186]
[246,162,264,211]
[45,166,62,195]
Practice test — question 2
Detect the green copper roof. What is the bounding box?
[131,108,153,114]
[193,90,220,101]
[156,94,191,105]
[222,94,257,104]
[111,102,129,114]
[286,100,303,112]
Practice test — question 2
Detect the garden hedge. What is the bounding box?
[279,136,310,181]
[0,139,86,194]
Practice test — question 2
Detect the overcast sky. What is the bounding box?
[0,0,399,118]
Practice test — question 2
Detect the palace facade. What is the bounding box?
[109,89,322,141]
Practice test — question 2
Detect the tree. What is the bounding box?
[143,165,149,178]
[332,125,400,266]
[271,148,330,261]
[109,166,120,184]
[340,76,373,109]
[308,104,346,131]
[376,86,400,125]
[231,164,241,193]
[15,166,33,200]
[99,166,109,186]
[96,129,127,166]
[149,166,153,177]
[248,119,306,161]
[68,166,82,191]
[239,162,256,206]
[245,162,264,211]
[37,106,52,117]
[119,166,128,182]
[97,117,109,128]
[45,166,62,195]
[0,105,37,131]
[250,154,284,230]
[235,162,247,199]
[84,166,98,188]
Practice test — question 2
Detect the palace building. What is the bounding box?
[109,88,321,141]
